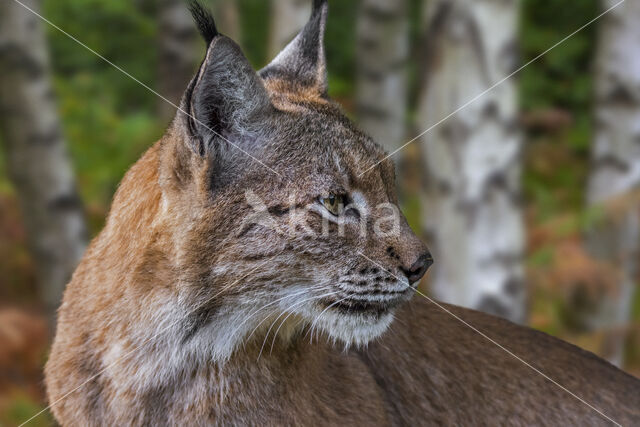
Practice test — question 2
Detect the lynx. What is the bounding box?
[45,1,639,425]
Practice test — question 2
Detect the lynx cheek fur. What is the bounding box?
[45,1,639,425]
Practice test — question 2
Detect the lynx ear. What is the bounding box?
[259,0,329,96]
[182,1,271,156]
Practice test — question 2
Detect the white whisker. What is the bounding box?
[304,295,351,342]
[257,292,336,361]
[269,291,338,355]
[241,286,323,348]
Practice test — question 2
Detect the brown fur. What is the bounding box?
[45,2,639,425]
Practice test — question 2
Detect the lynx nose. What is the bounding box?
[401,253,434,286]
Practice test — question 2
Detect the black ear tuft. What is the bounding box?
[311,0,327,17]
[188,0,218,46]
[259,0,329,96]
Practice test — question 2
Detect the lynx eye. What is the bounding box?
[320,193,346,216]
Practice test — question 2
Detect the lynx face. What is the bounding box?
[167,1,431,357]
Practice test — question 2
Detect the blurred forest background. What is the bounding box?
[1,0,639,424]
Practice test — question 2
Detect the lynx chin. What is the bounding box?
[45,1,640,425]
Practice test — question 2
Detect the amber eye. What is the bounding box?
[320,193,346,216]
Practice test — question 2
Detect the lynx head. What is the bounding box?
[159,0,431,358]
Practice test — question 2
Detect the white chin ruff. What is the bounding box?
[308,308,395,347]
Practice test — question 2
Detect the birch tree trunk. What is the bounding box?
[268,0,311,57]
[0,0,87,329]
[157,0,198,122]
[581,0,640,367]
[213,0,241,42]
[416,0,525,323]
[355,0,409,154]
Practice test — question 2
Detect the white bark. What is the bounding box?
[416,0,525,323]
[157,0,198,122]
[268,0,311,57]
[0,0,87,327]
[355,0,409,153]
[582,0,640,367]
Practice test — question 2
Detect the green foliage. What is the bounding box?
[401,194,422,237]
[238,0,358,100]
[519,0,598,155]
[528,247,554,268]
[325,0,357,98]
[520,0,599,221]
[44,0,158,112]
[238,0,270,68]
[0,136,9,193]
[520,0,598,113]
[41,0,162,223]
[55,75,161,211]
[523,140,590,222]
[0,393,53,427]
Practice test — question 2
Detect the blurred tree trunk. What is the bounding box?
[355,0,409,154]
[0,0,87,330]
[157,0,198,123]
[580,0,640,367]
[415,0,525,323]
[213,0,240,41]
[268,0,311,57]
